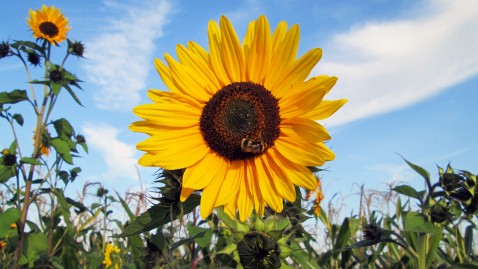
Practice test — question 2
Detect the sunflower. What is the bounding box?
[27,5,70,45]
[130,15,347,221]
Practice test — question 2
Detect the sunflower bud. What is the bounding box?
[96,187,109,198]
[440,172,462,193]
[237,232,281,269]
[428,202,453,225]
[68,40,85,58]
[49,69,63,83]
[363,223,384,242]
[76,134,86,143]
[27,51,41,66]
[0,41,11,59]
[2,150,17,166]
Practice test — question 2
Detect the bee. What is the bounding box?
[241,138,265,154]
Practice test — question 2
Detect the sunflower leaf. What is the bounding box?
[118,194,200,237]
[0,89,29,105]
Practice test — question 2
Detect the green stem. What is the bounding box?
[417,233,427,269]
[14,43,52,269]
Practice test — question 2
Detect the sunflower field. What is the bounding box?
[1,4,477,269]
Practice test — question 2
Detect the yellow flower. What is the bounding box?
[0,240,6,249]
[27,5,70,45]
[103,243,121,269]
[313,180,324,217]
[130,15,346,221]
[10,223,17,229]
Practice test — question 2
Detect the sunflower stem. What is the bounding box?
[14,42,52,269]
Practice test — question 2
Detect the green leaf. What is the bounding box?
[50,138,73,164]
[0,164,16,183]
[218,243,237,255]
[118,194,200,237]
[400,156,431,186]
[51,81,62,95]
[116,191,136,221]
[334,217,352,251]
[20,157,42,165]
[0,207,20,238]
[12,113,24,126]
[63,84,84,107]
[53,189,73,230]
[464,224,474,257]
[403,212,440,234]
[290,248,320,269]
[393,185,422,200]
[24,232,48,256]
[171,231,206,250]
[187,225,213,248]
[426,230,443,268]
[53,118,74,139]
[216,207,238,230]
[0,89,29,105]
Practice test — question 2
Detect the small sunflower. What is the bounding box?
[27,5,70,45]
[130,15,346,221]
[103,243,121,269]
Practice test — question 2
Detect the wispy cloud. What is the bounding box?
[318,0,478,126]
[82,123,138,182]
[82,0,172,111]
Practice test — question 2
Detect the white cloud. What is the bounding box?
[318,0,478,126]
[367,163,417,184]
[82,123,138,181]
[82,0,172,111]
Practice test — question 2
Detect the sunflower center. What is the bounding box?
[200,82,281,161]
[39,22,59,38]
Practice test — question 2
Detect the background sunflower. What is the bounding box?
[27,5,70,44]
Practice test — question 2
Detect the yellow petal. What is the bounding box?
[237,176,254,222]
[199,159,229,219]
[137,133,209,170]
[271,21,288,55]
[147,90,202,110]
[271,48,322,98]
[279,76,337,118]
[132,102,200,128]
[219,16,246,82]
[274,136,326,166]
[176,44,221,95]
[208,20,231,85]
[183,152,225,190]
[164,54,212,103]
[304,99,348,120]
[264,24,299,89]
[280,118,331,144]
[223,192,238,220]
[270,148,317,190]
[263,153,296,202]
[254,156,284,212]
[180,187,195,202]
[246,159,265,217]
[216,161,242,205]
[244,15,271,83]
[154,58,182,94]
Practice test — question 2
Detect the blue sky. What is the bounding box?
[1,0,477,216]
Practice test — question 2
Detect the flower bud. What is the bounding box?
[27,51,41,66]
[237,232,281,269]
[0,41,11,59]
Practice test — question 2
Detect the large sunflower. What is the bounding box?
[130,15,347,221]
[27,5,70,45]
